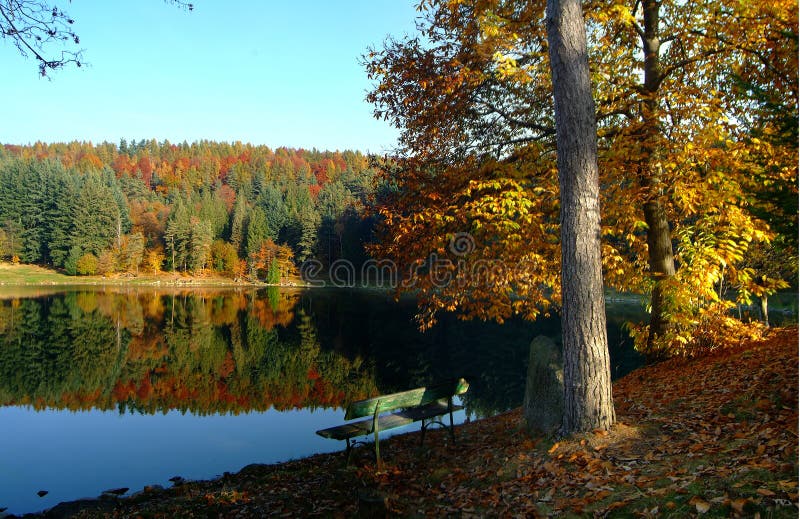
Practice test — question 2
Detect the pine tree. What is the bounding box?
[188,219,212,271]
[245,206,272,259]
[70,173,120,258]
[257,185,286,239]
[229,195,248,255]
[165,198,192,271]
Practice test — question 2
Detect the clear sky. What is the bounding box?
[0,1,420,153]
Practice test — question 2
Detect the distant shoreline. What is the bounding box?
[0,262,306,289]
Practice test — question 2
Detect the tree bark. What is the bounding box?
[545,0,615,433]
[643,199,676,349]
[640,0,677,350]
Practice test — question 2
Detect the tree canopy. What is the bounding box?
[364,0,798,357]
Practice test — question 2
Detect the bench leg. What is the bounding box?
[374,421,382,467]
[345,438,353,466]
[449,404,456,443]
[420,418,427,446]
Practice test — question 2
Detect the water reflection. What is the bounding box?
[0,288,645,419]
[0,287,646,514]
[302,288,645,417]
[0,288,380,415]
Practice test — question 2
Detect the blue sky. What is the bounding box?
[0,1,420,153]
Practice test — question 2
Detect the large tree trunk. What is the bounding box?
[545,0,615,434]
[640,0,677,351]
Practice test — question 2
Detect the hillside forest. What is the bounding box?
[0,141,381,282]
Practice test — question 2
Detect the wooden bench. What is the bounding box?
[316,378,469,464]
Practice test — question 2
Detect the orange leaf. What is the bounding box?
[730,498,748,513]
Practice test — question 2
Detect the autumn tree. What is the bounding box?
[119,232,145,274]
[589,0,797,354]
[364,0,796,357]
[722,1,798,314]
[210,239,238,276]
[248,239,295,284]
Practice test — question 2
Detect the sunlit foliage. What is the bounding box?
[364,0,797,356]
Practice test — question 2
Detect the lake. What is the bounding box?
[1,286,647,514]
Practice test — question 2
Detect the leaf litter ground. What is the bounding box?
[23,327,798,518]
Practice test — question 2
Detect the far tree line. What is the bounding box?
[0,141,381,282]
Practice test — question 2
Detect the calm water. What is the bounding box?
[0,286,652,514]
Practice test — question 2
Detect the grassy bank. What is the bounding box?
[18,327,797,518]
[0,262,309,289]
[0,262,241,286]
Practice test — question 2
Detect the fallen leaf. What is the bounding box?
[755,488,775,497]
[606,500,628,511]
[730,498,748,513]
[689,496,711,514]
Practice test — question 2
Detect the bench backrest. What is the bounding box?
[344,378,469,420]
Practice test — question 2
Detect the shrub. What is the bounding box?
[75,253,98,275]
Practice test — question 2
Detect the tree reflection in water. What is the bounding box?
[0,287,645,418]
[0,288,378,415]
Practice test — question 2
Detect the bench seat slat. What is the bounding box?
[316,401,464,441]
[316,413,414,440]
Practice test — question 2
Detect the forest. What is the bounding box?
[0,141,381,281]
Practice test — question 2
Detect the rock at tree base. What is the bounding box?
[523,335,564,436]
